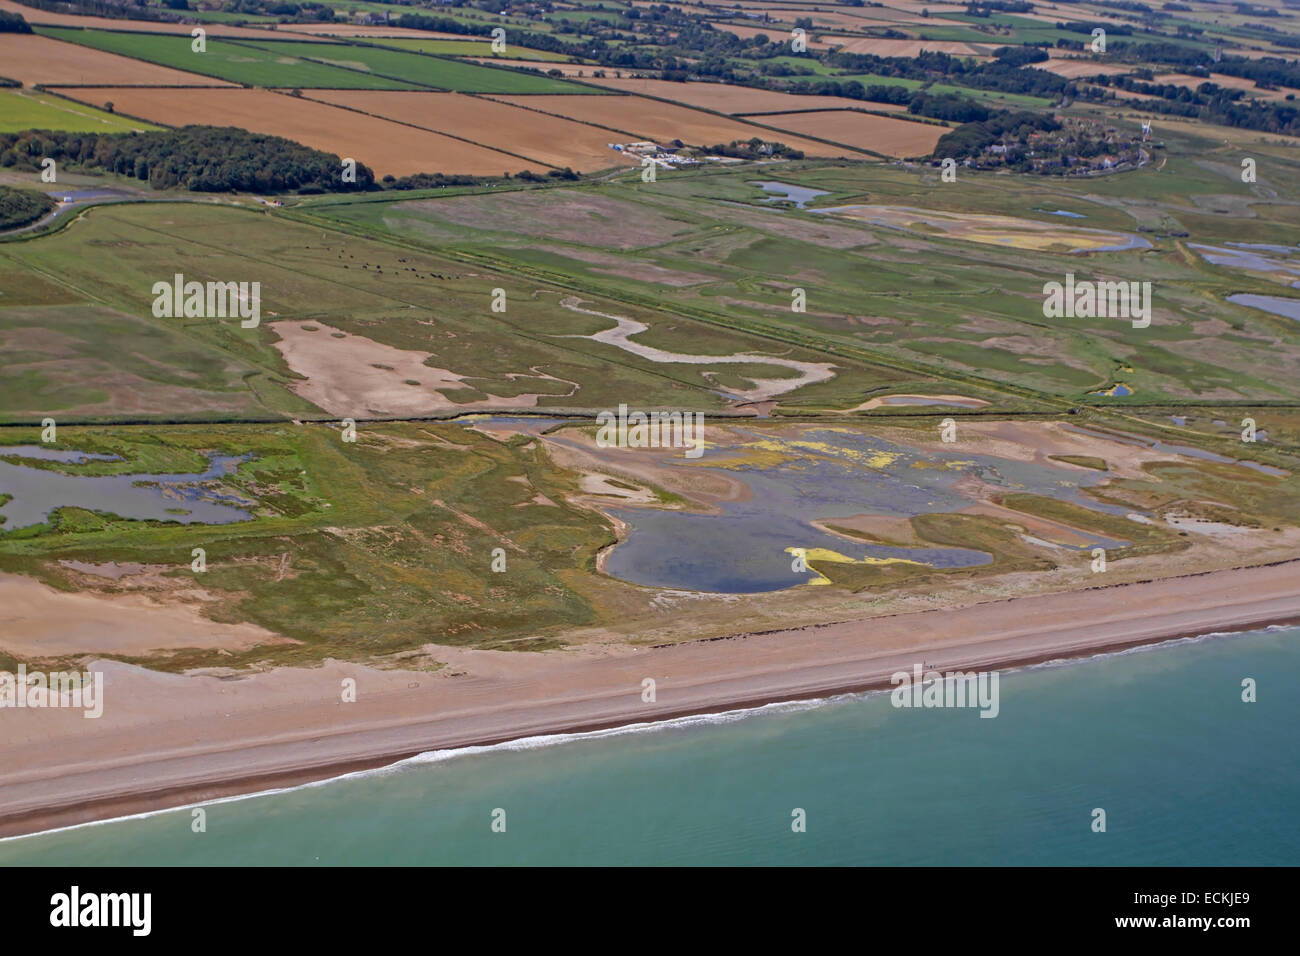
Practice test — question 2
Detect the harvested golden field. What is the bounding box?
[757,110,945,158]
[1036,55,1133,79]
[0,33,236,87]
[489,94,867,157]
[823,37,991,57]
[307,90,638,171]
[0,0,319,39]
[1131,115,1300,146]
[585,76,908,114]
[708,21,833,48]
[57,88,547,177]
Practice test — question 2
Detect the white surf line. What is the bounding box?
[558,297,835,401]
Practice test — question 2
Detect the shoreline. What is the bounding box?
[4,613,1296,844]
[2,561,1299,839]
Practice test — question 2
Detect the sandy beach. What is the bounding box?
[2,559,1298,839]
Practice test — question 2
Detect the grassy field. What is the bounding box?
[0,89,163,134]
[0,420,619,667]
[809,72,1055,109]
[34,27,424,89]
[1,0,1299,679]
[0,199,912,421]
[308,123,1300,408]
[238,39,598,93]
[2,406,1294,668]
[370,37,574,62]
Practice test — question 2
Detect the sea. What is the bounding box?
[1,626,1295,866]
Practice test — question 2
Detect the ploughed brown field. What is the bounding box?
[0,33,237,87]
[486,93,870,157]
[57,87,549,177]
[585,76,909,115]
[745,108,948,158]
[306,90,640,171]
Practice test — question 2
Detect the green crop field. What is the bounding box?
[805,73,1054,109]
[370,38,574,62]
[33,27,423,89]
[238,39,600,93]
[0,89,163,134]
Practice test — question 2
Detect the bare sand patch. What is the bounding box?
[270,320,577,417]
[541,425,750,512]
[813,513,923,545]
[578,473,659,503]
[0,572,286,658]
[851,393,990,411]
[889,419,1192,482]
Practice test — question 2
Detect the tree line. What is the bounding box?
[0,185,55,230]
[0,127,375,193]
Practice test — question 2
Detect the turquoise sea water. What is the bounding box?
[2,627,1296,866]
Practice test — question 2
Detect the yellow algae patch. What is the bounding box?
[683,443,789,469]
[822,205,1142,253]
[712,435,901,471]
[787,546,927,585]
[910,458,976,471]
